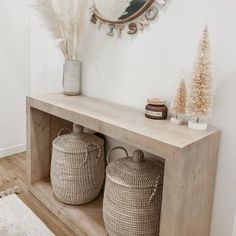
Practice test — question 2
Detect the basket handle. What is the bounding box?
[106,146,129,164]
[83,143,102,165]
[149,175,161,204]
[57,128,72,137]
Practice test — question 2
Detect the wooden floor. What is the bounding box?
[0,152,76,236]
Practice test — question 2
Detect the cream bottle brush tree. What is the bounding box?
[187,26,213,130]
[170,79,187,125]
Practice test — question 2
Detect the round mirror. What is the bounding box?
[91,0,167,36]
[93,0,155,24]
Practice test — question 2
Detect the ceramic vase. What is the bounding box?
[63,60,81,96]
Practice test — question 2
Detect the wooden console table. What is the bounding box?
[27,93,220,236]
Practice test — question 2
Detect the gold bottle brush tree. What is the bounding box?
[170,78,187,125]
[187,26,214,130]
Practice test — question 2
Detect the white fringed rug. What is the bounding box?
[0,194,54,236]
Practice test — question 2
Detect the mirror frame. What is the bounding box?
[93,0,155,24]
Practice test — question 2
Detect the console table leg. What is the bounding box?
[160,132,220,236]
[27,107,72,185]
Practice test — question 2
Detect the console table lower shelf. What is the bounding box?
[30,179,105,236]
[27,93,220,236]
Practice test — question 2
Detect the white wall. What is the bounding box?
[0,0,30,157]
[30,3,64,94]
[30,0,236,235]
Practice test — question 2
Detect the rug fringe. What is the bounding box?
[0,186,21,199]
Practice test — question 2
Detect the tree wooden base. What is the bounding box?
[188,121,208,130]
[170,117,183,125]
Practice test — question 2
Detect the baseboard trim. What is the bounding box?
[0,144,26,158]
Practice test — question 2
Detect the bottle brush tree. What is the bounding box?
[171,78,187,121]
[187,26,213,125]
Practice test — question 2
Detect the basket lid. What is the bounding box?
[53,125,104,154]
[106,149,163,188]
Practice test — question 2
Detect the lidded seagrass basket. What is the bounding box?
[51,124,105,205]
[103,147,163,236]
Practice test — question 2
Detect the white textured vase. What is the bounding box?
[63,60,81,96]
[188,120,207,130]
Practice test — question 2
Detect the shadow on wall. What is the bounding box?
[232,209,236,236]
[210,70,236,236]
[211,71,236,125]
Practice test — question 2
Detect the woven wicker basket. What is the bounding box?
[51,124,105,205]
[103,147,163,236]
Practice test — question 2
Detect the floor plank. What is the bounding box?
[0,153,76,236]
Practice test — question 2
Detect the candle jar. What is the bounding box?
[145,98,168,120]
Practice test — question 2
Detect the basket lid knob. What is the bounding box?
[132,150,144,163]
[73,124,84,135]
